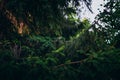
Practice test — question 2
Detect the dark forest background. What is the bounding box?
[0,0,120,80]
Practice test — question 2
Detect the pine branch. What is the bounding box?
[54,58,88,69]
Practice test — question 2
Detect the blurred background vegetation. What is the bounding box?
[0,0,120,80]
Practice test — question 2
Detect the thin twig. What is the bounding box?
[54,58,88,69]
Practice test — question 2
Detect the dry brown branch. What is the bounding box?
[54,58,88,69]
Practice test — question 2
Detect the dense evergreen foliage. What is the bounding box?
[0,0,120,80]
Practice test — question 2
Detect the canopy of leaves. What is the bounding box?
[94,0,120,49]
[0,0,92,36]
